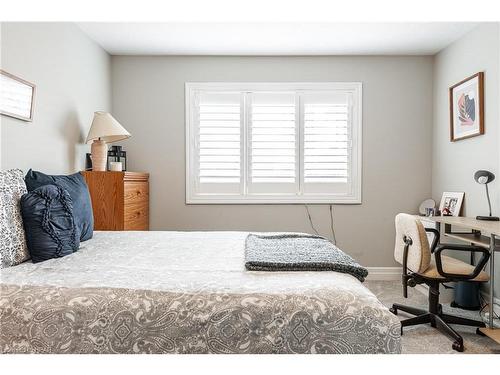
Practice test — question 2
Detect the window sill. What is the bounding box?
[186,194,362,205]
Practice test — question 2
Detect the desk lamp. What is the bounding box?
[474,170,499,221]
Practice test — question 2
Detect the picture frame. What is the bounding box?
[449,72,484,142]
[0,69,36,122]
[439,192,464,217]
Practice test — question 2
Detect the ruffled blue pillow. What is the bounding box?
[24,169,93,241]
[20,184,80,263]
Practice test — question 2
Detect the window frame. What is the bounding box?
[185,82,362,204]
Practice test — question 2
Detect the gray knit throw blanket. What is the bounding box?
[245,233,368,282]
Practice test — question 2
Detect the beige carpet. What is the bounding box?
[365,280,500,354]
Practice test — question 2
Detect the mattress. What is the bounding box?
[0,231,401,354]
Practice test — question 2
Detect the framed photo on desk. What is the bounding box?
[439,191,464,216]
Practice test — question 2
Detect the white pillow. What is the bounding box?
[0,169,30,268]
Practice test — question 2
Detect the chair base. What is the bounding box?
[390,302,485,352]
[450,300,481,311]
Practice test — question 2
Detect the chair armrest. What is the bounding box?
[434,244,490,280]
[424,228,440,253]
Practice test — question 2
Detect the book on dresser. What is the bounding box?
[81,171,149,231]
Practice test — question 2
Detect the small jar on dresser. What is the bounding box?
[81,171,149,231]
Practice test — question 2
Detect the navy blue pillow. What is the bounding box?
[25,169,93,241]
[20,185,80,263]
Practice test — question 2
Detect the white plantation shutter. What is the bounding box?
[302,91,353,196]
[194,92,242,194]
[186,83,361,203]
[248,92,298,194]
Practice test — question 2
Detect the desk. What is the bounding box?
[420,216,500,343]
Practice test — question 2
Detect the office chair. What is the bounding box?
[391,213,490,352]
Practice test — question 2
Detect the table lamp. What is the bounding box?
[86,112,131,171]
[474,170,499,221]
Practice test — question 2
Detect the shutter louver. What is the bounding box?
[249,93,297,187]
[197,92,241,185]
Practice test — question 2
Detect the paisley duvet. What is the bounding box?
[0,231,401,354]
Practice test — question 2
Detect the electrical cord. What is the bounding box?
[478,293,500,324]
[471,256,500,324]
[304,204,338,245]
[481,295,500,319]
[329,204,337,246]
[304,205,320,236]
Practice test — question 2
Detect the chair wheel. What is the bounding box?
[476,328,486,337]
[389,307,397,315]
[452,342,464,352]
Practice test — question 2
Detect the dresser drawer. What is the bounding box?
[124,201,149,230]
[124,182,149,205]
[124,181,149,230]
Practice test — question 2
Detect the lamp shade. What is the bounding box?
[474,170,495,185]
[86,111,131,144]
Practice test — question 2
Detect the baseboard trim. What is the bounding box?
[366,267,400,281]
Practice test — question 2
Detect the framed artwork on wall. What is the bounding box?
[449,72,484,142]
[439,191,464,217]
[0,69,36,122]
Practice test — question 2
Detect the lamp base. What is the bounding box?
[91,140,108,171]
[476,215,500,221]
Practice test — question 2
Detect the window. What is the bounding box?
[186,82,362,204]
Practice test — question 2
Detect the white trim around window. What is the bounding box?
[185,82,362,204]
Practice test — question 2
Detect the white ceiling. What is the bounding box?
[78,22,479,56]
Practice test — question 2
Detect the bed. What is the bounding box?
[0,231,401,354]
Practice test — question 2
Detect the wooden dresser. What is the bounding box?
[81,171,149,231]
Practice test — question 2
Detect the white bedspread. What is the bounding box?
[2,231,373,294]
[0,231,401,354]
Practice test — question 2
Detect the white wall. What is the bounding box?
[432,23,500,297]
[111,55,434,267]
[432,23,500,217]
[0,22,111,174]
